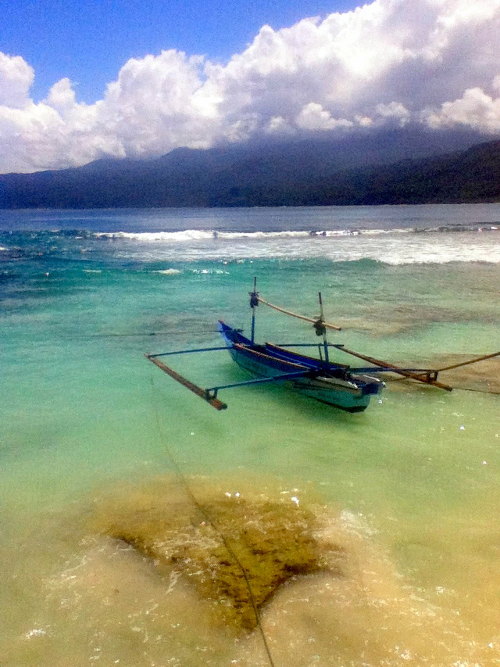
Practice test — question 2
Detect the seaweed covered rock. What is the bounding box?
[93,488,344,631]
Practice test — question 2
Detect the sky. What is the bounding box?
[2,0,358,103]
[1,0,499,173]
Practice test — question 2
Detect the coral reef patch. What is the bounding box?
[93,486,345,631]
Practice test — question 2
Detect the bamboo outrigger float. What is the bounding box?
[146,279,498,412]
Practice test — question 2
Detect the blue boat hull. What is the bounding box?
[218,321,383,413]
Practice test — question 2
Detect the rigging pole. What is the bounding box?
[316,292,330,363]
[249,276,259,344]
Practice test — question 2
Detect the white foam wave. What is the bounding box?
[94,226,498,244]
[0,246,7,251]
[97,229,397,242]
[153,267,228,275]
[95,230,214,242]
[95,229,319,242]
[356,228,410,235]
[154,268,182,275]
[190,268,230,274]
[217,230,311,239]
[91,227,500,265]
[374,251,500,265]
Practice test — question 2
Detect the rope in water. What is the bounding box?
[149,376,276,667]
[257,295,342,331]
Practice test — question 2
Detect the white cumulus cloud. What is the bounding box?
[423,87,500,133]
[0,53,34,108]
[0,0,499,173]
[296,102,353,131]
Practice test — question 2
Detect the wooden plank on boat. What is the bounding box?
[233,343,309,370]
[335,346,453,391]
[266,342,350,369]
[146,354,227,410]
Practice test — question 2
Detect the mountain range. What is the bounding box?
[0,128,498,208]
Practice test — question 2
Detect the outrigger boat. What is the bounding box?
[146,280,500,413]
[216,321,382,412]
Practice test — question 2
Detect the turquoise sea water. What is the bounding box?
[1,205,499,665]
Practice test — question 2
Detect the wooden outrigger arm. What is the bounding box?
[331,345,454,391]
[146,354,228,410]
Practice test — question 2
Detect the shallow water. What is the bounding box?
[1,205,499,665]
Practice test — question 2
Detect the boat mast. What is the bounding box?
[315,292,330,363]
[249,276,259,343]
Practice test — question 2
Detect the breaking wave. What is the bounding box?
[93,224,498,243]
[1,222,498,266]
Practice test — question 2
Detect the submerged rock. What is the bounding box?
[94,490,344,631]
